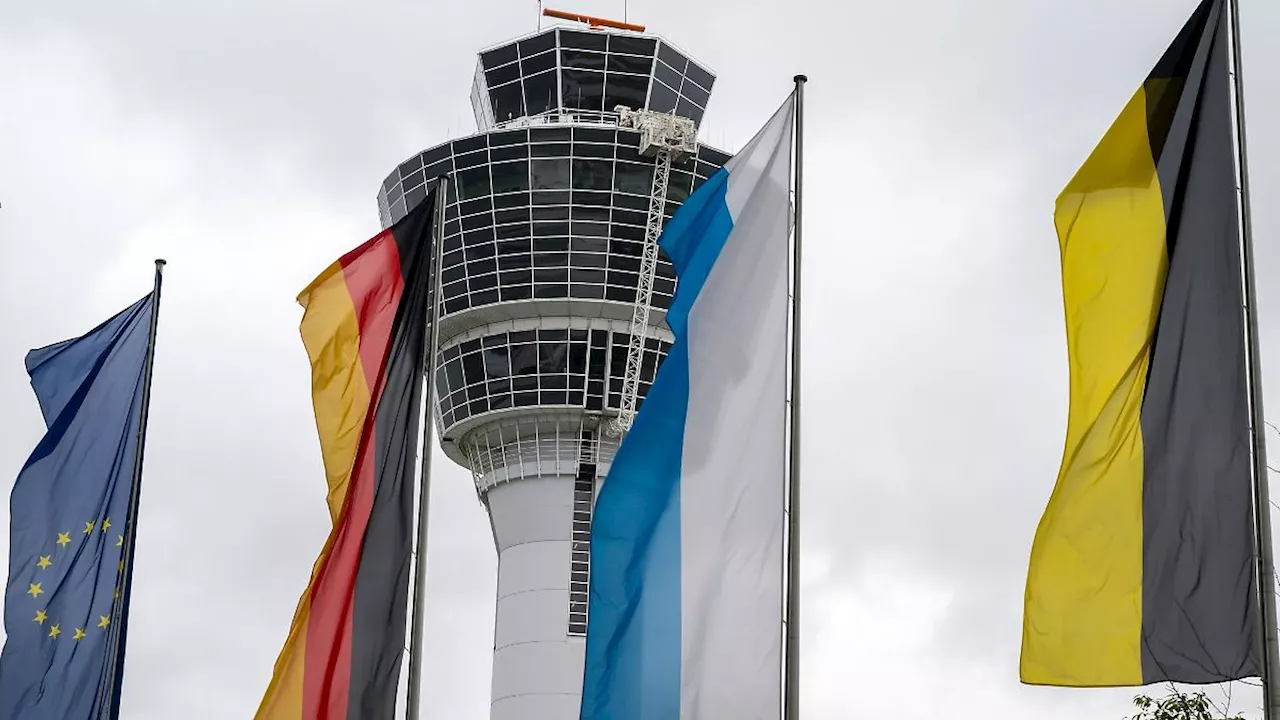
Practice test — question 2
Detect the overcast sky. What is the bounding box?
[3,0,1280,718]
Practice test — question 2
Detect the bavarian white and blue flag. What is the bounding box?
[580,94,795,720]
[0,294,155,720]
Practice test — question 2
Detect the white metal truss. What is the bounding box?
[609,106,697,436]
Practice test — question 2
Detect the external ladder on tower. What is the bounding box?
[608,106,698,436]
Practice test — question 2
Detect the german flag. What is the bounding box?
[1022,0,1259,687]
[256,187,439,719]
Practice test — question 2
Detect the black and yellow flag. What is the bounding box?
[1022,0,1259,687]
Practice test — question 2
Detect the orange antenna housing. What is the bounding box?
[542,8,645,32]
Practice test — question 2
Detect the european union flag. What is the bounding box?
[0,294,156,720]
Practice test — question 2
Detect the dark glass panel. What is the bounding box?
[648,80,678,113]
[656,43,687,72]
[422,144,451,165]
[462,352,485,385]
[510,344,538,375]
[572,159,613,191]
[571,235,609,252]
[482,43,519,69]
[500,268,533,285]
[573,190,612,206]
[530,126,572,142]
[532,205,570,221]
[398,155,423,177]
[490,144,529,162]
[675,97,701,123]
[531,159,570,189]
[532,190,570,205]
[572,143,614,159]
[534,221,570,237]
[445,359,464,392]
[605,285,637,302]
[491,160,531,194]
[534,284,568,298]
[614,162,653,195]
[457,167,491,202]
[605,73,648,112]
[518,31,556,57]
[522,50,557,77]
[561,48,606,70]
[570,268,606,284]
[573,251,607,268]
[684,62,715,93]
[570,284,605,299]
[534,251,569,267]
[469,273,498,291]
[608,53,653,75]
[454,149,488,170]
[460,197,492,216]
[492,191,531,209]
[405,185,428,212]
[610,35,655,56]
[534,267,568,283]
[461,213,491,231]
[542,374,568,390]
[573,127,616,143]
[570,205,610,222]
[562,69,605,111]
[494,207,531,225]
[497,239,531,256]
[491,129,528,146]
[572,221,610,237]
[489,82,524,123]
[531,142,571,158]
[501,284,532,301]
[485,62,521,86]
[523,70,558,116]
[560,30,607,51]
[682,80,711,108]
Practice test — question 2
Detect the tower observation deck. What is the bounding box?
[377,22,727,720]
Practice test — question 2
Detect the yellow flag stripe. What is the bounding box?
[1021,86,1168,686]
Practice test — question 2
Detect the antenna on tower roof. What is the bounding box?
[542,7,645,32]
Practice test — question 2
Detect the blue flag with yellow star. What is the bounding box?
[0,293,155,720]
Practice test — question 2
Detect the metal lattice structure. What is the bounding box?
[610,107,697,435]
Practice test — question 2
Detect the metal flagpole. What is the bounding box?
[784,74,806,720]
[105,258,166,719]
[406,176,449,720]
[1228,1,1280,717]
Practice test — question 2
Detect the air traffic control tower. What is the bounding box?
[377,13,728,719]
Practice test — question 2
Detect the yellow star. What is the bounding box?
[97,615,111,629]
[83,520,95,535]
[102,518,111,533]
[36,555,52,570]
[73,628,86,641]
[26,583,43,599]
[118,560,124,571]
[48,624,60,639]
[56,532,71,548]
[115,533,124,547]
[33,610,47,625]
[113,588,120,599]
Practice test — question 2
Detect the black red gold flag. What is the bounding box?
[256,189,437,719]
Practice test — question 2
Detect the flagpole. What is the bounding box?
[406,176,448,720]
[1229,0,1280,716]
[784,74,806,720]
[106,258,166,719]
